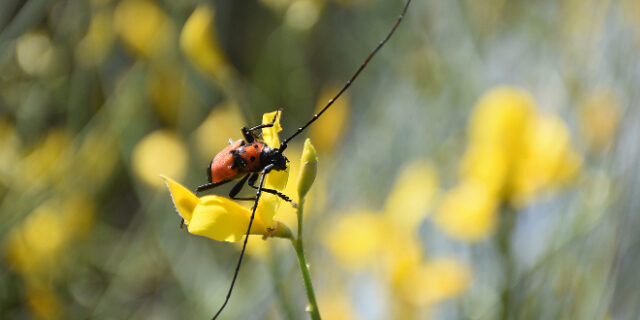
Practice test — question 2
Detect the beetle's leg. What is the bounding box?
[247,173,297,207]
[228,174,256,201]
[241,109,282,142]
[195,179,231,193]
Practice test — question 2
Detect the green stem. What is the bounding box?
[498,206,516,320]
[292,198,321,320]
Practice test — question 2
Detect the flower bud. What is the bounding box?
[297,139,318,199]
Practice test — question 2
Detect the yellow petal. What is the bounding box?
[262,110,283,148]
[180,5,229,80]
[161,175,199,224]
[188,195,267,242]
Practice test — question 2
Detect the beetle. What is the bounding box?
[195,0,411,318]
[195,110,293,206]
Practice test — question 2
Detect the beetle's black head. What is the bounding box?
[261,147,289,171]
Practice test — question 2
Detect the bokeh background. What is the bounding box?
[1,0,639,319]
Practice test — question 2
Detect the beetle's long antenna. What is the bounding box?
[279,0,411,152]
[212,165,274,320]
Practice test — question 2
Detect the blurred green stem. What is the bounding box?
[498,206,516,320]
[291,198,321,320]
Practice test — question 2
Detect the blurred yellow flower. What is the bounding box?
[194,102,246,162]
[325,211,385,270]
[76,8,115,67]
[5,195,94,276]
[511,114,582,206]
[309,86,350,155]
[114,0,174,58]
[325,158,470,310]
[180,5,231,82]
[131,130,188,189]
[468,86,535,154]
[383,159,438,231]
[317,289,359,320]
[436,85,582,240]
[434,180,498,241]
[579,89,621,152]
[398,258,471,306]
[460,142,509,196]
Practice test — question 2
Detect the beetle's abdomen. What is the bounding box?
[210,140,244,183]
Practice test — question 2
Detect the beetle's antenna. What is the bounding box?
[279,0,411,152]
[212,165,274,320]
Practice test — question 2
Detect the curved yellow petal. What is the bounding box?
[188,195,267,242]
[180,5,229,80]
[161,175,199,224]
[262,110,283,148]
[257,110,289,227]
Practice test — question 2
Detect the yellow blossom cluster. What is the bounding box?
[325,160,471,314]
[434,86,582,241]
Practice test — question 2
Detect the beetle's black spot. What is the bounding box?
[250,156,256,162]
[253,144,258,149]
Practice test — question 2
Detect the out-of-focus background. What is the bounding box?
[1,0,639,319]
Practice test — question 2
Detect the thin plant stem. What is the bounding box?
[498,206,516,320]
[291,198,321,320]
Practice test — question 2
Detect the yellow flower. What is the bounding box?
[131,130,188,189]
[193,101,246,162]
[309,86,350,155]
[511,114,582,206]
[180,5,230,82]
[5,195,94,276]
[325,158,470,309]
[325,211,385,270]
[468,86,535,153]
[114,0,174,58]
[163,110,291,240]
[397,258,471,306]
[434,180,498,241]
[383,159,438,231]
[162,175,291,242]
